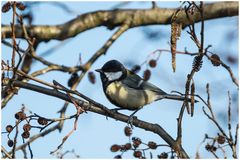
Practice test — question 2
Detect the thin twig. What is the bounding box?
[11,2,16,69]
[199,2,204,54]
[152,49,199,56]
[16,70,58,89]
[2,40,83,73]
[50,126,75,154]
[206,84,215,119]
[203,85,238,159]
[34,113,77,122]
[50,82,85,154]
[1,146,12,159]
[27,142,33,158]
[205,53,238,87]
[227,92,233,141]
[184,1,206,116]
[1,64,83,109]
[218,144,227,159]
[176,103,185,147]
[202,107,228,139]
[234,123,239,146]
[11,120,19,158]
[210,150,219,159]
[53,80,110,114]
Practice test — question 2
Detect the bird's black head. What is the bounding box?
[96,60,127,85]
[101,60,125,72]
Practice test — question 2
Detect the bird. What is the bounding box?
[96,60,197,124]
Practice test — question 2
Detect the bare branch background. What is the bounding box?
[1,1,238,158]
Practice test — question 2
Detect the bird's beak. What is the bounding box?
[95,69,102,73]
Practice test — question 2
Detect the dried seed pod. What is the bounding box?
[6,125,13,133]
[171,22,177,72]
[205,144,217,152]
[148,141,157,149]
[110,144,121,152]
[143,69,151,81]
[211,146,217,152]
[15,111,26,120]
[158,152,168,159]
[210,54,221,66]
[88,71,96,84]
[124,143,132,150]
[217,135,225,144]
[170,21,182,72]
[68,73,79,87]
[8,139,14,147]
[132,137,142,148]
[149,59,157,68]
[192,55,203,72]
[190,81,195,117]
[124,126,132,137]
[23,124,31,132]
[21,131,30,139]
[114,155,122,159]
[131,65,141,73]
[205,144,211,151]
[16,2,26,11]
[184,75,191,114]
[133,151,142,158]
[37,117,48,126]
[2,2,11,13]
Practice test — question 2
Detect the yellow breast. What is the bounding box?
[106,81,159,110]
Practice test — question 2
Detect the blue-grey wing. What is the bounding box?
[121,70,167,95]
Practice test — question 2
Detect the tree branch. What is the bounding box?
[2,2,238,41]
[6,80,190,158]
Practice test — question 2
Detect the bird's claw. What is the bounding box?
[110,108,120,113]
[127,115,137,129]
[127,117,133,128]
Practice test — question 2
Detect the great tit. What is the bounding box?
[96,60,196,121]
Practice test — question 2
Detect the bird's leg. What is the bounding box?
[127,108,141,128]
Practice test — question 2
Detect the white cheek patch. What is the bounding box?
[104,71,123,81]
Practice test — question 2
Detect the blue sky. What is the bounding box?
[1,1,239,158]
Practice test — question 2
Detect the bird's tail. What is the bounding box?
[162,94,198,103]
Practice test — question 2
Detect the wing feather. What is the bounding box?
[121,70,167,95]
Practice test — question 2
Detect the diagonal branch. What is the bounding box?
[6,80,190,158]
